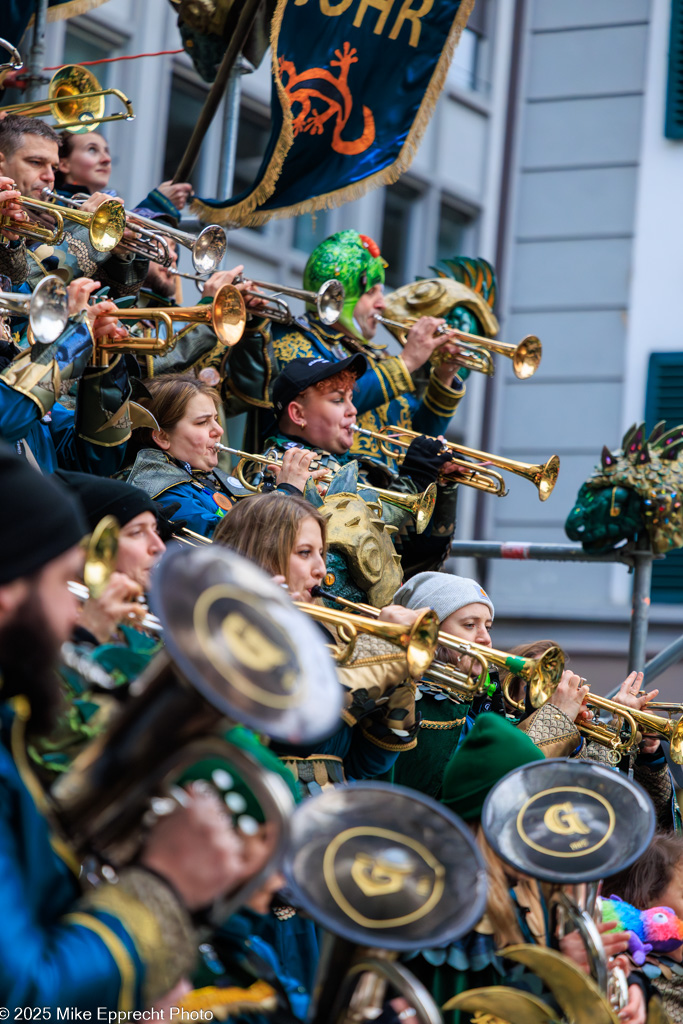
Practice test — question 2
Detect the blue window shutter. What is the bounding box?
[645,352,683,602]
[666,0,683,139]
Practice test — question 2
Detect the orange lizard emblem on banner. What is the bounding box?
[278,42,376,156]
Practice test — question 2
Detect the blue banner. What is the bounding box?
[194,0,473,226]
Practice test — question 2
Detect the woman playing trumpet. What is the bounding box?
[214,491,429,790]
[125,374,310,537]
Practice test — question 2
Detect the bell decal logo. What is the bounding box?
[543,801,591,836]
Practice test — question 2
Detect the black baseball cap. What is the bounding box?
[272,354,367,418]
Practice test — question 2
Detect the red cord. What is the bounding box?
[43,49,184,70]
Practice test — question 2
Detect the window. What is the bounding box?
[381,180,422,289]
[666,0,683,139]
[293,210,330,254]
[232,104,270,198]
[644,352,683,602]
[449,0,489,95]
[163,73,209,191]
[437,203,475,262]
[63,26,113,88]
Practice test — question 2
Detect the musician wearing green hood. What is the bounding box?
[225,229,468,457]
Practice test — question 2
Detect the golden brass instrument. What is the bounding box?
[526,670,683,762]
[233,273,345,327]
[309,587,563,697]
[218,443,437,534]
[354,423,560,502]
[0,64,134,132]
[374,312,542,379]
[294,602,439,678]
[0,193,125,252]
[92,283,246,355]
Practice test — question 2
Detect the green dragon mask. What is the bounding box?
[565,421,683,554]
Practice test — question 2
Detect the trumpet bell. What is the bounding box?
[29,275,69,344]
[317,279,345,325]
[90,198,126,252]
[537,454,560,501]
[513,335,542,379]
[192,224,227,275]
[212,283,247,346]
[49,64,104,132]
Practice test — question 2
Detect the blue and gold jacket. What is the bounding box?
[0,699,195,1011]
[225,313,465,460]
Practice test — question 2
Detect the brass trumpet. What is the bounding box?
[0,193,125,252]
[353,424,560,501]
[526,672,683,762]
[218,444,436,533]
[0,275,68,344]
[374,313,542,379]
[0,37,22,87]
[310,587,562,696]
[295,602,439,678]
[124,210,227,275]
[233,274,345,327]
[0,64,134,132]
[93,283,246,355]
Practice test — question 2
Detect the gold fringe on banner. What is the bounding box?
[193,0,475,228]
[25,0,112,30]
[190,0,294,228]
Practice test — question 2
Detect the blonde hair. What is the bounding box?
[474,825,525,947]
[214,492,327,578]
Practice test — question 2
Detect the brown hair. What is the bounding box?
[134,373,219,451]
[500,639,566,708]
[603,832,683,908]
[214,492,327,578]
[0,115,59,159]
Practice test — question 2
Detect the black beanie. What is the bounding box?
[54,470,158,532]
[0,446,87,585]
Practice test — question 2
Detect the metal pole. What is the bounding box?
[216,56,252,201]
[642,632,683,684]
[627,535,654,673]
[26,0,49,102]
[172,0,262,184]
[450,540,641,567]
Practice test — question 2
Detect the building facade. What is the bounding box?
[31,0,683,692]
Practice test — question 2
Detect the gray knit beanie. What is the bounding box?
[393,572,494,624]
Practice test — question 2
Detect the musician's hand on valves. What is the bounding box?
[614,968,647,1024]
[274,447,327,494]
[66,277,101,316]
[140,781,248,911]
[0,176,26,240]
[78,191,121,213]
[78,571,146,643]
[434,340,467,386]
[378,605,423,627]
[87,299,127,342]
[400,316,453,373]
[548,670,592,723]
[613,671,660,753]
[559,919,631,971]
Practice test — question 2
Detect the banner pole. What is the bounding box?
[172,0,263,185]
[26,0,49,101]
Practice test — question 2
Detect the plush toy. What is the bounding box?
[602,895,683,965]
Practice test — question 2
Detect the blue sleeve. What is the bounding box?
[352,356,416,417]
[0,774,145,1011]
[49,405,126,477]
[343,733,400,781]
[411,395,455,438]
[157,482,224,537]
[0,381,42,444]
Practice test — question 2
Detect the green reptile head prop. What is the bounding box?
[565,421,683,554]
[303,230,386,341]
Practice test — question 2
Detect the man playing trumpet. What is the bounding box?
[225,229,470,461]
